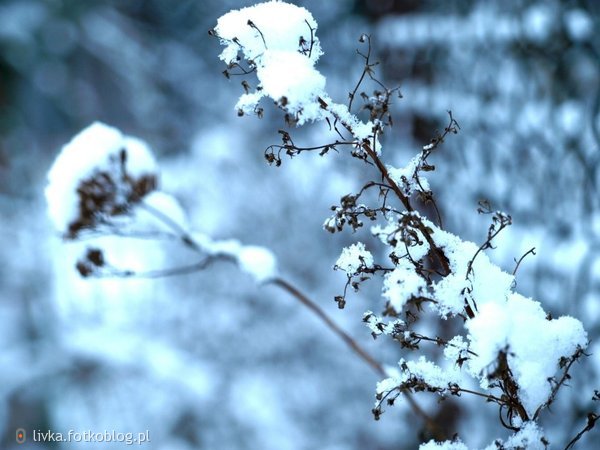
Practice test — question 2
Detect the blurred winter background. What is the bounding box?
[1,0,599,449]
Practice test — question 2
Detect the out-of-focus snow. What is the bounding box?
[45,122,158,234]
[193,232,278,284]
[564,9,594,41]
[523,4,556,43]
[136,191,189,233]
[237,245,278,283]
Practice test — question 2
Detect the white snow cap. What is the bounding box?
[237,245,278,283]
[427,220,587,415]
[374,214,588,422]
[215,1,326,123]
[466,293,587,416]
[419,421,547,450]
[387,155,431,195]
[382,260,427,311]
[376,356,461,396]
[192,232,278,284]
[46,122,158,236]
[215,1,322,64]
[419,440,468,450]
[335,242,374,275]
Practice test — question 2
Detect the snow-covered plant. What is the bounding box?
[45,122,159,240]
[43,1,597,449]
[211,1,592,449]
[45,121,278,284]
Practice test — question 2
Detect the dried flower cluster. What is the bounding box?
[45,122,158,239]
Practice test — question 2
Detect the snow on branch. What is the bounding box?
[214,2,591,448]
[213,1,325,123]
[46,123,278,285]
[40,2,594,448]
[45,122,158,238]
[419,421,548,450]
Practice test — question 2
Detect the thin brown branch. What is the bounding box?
[534,347,585,420]
[319,97,452,277]
[452,386,503,403]
[138,201,203,253]
[564,413,599,450]
[271,277,384,376]
[269,277,447,440]
[348,34,372,112]
[130,163,449,440]
[100,256,231,279]
[512,247,536,276]
[247,20,267,49]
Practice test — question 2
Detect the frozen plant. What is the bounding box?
[45,122,159,239]
[212,1,595,449]
[46,119,391,445]
[45,121,279,284]
[43,1,597,449]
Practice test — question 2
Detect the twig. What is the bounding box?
[463,208,512,317]
[304,19,315,58]
[101,257,230,279]
[534,347,585,420]
[247,20,267,49]
[512,247,536,276]
[564,413,599,450]
[270,277,447,440]
[348,34,373,112]
[271,277,384,376]
[129,198,443,436]
[138,201,203,253]
[321,97,452,277]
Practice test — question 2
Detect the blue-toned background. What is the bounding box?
[1,0,598,448]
